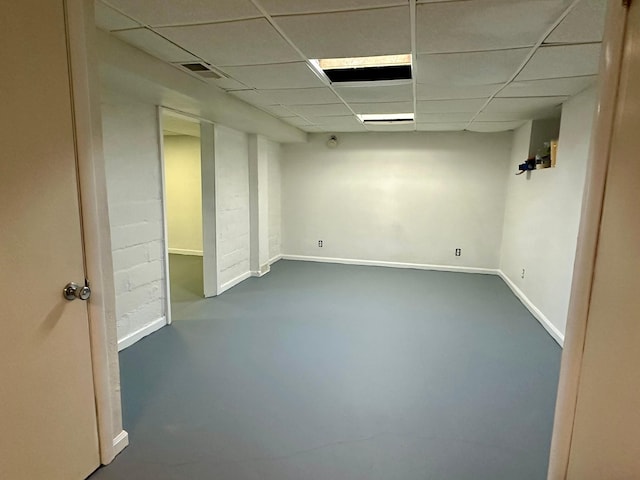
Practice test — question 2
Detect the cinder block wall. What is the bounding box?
[267,140,282,262]
[102,100,166,347]
[215,125,251,289]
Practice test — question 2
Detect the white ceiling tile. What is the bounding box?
[416,84,499,100]
[259,105,297,117]
[306,115,361,126]
[222,63,326,89]
[417,123,467,131]
[228,89,274,106]
[315,124,368,133]
[95,2,140,31]
[416,0,572,53]
[366,123,416,132]
[158,19,300,67]
[485,96,567,113]
[104,0,261,27]
[476,108,562,121]
[262,0,404,15]
[350,102,413,114]
[274,7,410,59]
[300,126,326,132]
[205,76,250,90]
[416,113,475,123]
[497,76,597,97]
[283,116,315,126]
[416,49,529,86]
[417,99,487,114]
[467,121,527,132]
[546,0,607,44]
[516,44,602,81]
[258,88,341,105]
[287,104,352,117]
[113,28,199,62]
[335,83,413,103]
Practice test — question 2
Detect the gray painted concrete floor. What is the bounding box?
[90,260,562,480]
[169,254,203,314]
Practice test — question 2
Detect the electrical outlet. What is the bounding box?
[318,240,323,248]
[455,248,462,257]
[521,269,526,279]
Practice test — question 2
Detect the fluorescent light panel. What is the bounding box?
[317,54,411,70]
[310,54,412,83]
[358,113,414,124]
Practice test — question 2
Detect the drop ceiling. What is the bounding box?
[96,0,606,134]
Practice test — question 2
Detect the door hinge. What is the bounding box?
[623,0,632,7]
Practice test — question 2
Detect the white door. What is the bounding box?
[0,1,100,478]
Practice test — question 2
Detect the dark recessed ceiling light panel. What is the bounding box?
[311,54,412,84]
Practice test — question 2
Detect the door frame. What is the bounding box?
[65,0,128,464]
[547,0,629,477]
[158,107,220,319]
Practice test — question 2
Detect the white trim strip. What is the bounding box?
[117,316,168,351]
[218,271,252,295]
[112,430,129,457]
[498,271,565,346]
[168,248,204,256]
[268,254,283,266]
[281,254,498,275]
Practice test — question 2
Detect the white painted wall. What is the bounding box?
[249,135,270,275]
[163,135,203,256]
[267,140,283,262]
[215,125,251,291]
[500,87,597,340]
[281,132,512,270]
[101,99,167,348]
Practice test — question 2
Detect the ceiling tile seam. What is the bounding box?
[512,72,600,83]
[100,0,253,89]
[217,60,304,68]
[108,20,254,89]
[99,0,144,28]
[464,0,585,130]
[541,40,604,47]
[121,16,266,30]
[509,74,597,84]
[417,46,534,56]
[139,29,249,87]
[410,0,418,132]
[249,0,365,128]
[270,4,408,19]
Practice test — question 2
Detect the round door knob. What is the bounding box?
[63,282,80,301]
[78,285,91,301]
[63,282,91,301]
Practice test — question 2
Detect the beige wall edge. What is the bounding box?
[68,0,125,464]
[547,0,629,478]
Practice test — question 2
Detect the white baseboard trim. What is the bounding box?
[498,271,564,347]
[268,254,283,266]
[251,264,271,278]
[219,271,252,295]
[117,316,167,351]
[281,254,498,275]
[112,430,129,458]
[168,248,203,256]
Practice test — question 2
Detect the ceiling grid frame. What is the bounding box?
[248,0,369,131]
[464,0,586,130]
[97,0,606,133]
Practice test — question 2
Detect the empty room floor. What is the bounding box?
[91,261,561,480]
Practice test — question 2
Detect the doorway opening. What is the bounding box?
[161,110,205,320]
